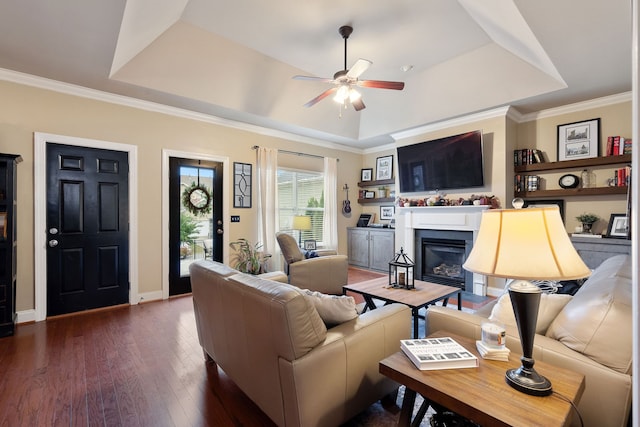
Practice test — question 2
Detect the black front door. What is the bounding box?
[46,143,130,316]
[169,157,223,296]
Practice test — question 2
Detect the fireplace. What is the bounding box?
[415,229,474,292]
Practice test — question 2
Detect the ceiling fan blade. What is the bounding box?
[303,87,337,107]
[356,80,405,90]
[352,97,366,111]
[293,75,334,83]
[346,59,372,79]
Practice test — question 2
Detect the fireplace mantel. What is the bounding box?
[395,205,490,296]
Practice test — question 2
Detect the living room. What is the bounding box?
[0,1,638,426]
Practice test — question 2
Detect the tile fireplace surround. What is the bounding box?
[395,205,500,297]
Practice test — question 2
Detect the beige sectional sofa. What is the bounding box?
[426,254,632,427]
[190,260,411,427]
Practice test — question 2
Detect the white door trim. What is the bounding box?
[33,132,139,322]
[161,149,229,300]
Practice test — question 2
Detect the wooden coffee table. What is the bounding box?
[343,276,461,338]
[379,331,585,427]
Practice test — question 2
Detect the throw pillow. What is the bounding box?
[488,292,573,335]
[300,289,358,326]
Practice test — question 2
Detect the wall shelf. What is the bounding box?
[515,186,628,198]
[514,154,631,198]
[514,154,631,173]
[357,197,395,204]
[357,178,395,187]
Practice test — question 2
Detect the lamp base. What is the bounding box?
[505,366,552,396]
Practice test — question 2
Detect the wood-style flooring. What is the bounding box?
[0,267,491,426]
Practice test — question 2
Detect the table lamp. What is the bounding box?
[463,206,590,396]
[292,215,312,247]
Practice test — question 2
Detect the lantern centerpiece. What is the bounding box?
[389,247,415,290]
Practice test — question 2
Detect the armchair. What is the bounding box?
[276,232,348,295]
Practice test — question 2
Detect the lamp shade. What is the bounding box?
[463,207,591,281]
[292,215,312,231]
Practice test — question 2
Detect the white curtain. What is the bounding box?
[256,147,280,271]
[323,157,338,249]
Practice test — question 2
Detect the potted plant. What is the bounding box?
[576,213,600,234]
[229,238,272,274]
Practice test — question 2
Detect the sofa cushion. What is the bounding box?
[545,255,632,374]
[300,289,358,326]
[488,292,573,335]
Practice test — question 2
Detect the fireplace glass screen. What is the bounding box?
[421,238,465,287]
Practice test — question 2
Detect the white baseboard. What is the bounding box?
[138,291,164,304]
[17,309,36,324]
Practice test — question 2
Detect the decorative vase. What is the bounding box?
[582,222,594,234]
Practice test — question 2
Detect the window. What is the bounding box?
[278,169,324,244]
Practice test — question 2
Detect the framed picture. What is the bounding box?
[606,213,629,238]
[557,118,600,161]
[233,162,252,208]
[376,155,393,180]
[364,191,375,199]
[380,205,395,221]
[361,168,373,182]
[523,199,565,222]
[304,240,317,251]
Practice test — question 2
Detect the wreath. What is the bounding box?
[182,182,213,216]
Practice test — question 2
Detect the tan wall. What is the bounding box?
[517,101,631,233]
[0,80,362,312]
[1,76,631,313]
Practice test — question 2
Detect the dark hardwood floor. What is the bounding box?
[0,267,491,427]
[0,294,276,427]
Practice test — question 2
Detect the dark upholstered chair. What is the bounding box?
[275,232,348,295]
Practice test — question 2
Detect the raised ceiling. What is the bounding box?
[0,0,632,149]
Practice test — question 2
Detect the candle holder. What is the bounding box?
[389,247,415,290]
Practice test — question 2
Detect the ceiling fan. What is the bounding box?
[293,25,405,111]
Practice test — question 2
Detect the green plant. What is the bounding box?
[575,213,600,224]
[180,213,199,242]
[229,238,271,274]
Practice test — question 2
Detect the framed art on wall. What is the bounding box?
[557,118,600,161]
[376,155,393,180]
[380,205,395,220]
[361,168,373,182]
[233,162,252,208]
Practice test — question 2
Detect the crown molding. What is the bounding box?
[0,68,363,155]
[390,106,513,141]
[518,92,632,122]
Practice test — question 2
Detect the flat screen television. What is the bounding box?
[397,130,484,193]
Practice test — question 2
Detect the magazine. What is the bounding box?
[400,337,478,370]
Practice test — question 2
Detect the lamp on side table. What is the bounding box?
[463,206,591,396]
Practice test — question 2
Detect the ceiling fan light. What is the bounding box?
[333,85,350,103]
[349,88,361,102]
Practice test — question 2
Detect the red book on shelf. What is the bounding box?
[613,136,621,155]
[606,136,614,156]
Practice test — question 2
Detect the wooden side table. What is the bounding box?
[379,331,585,427]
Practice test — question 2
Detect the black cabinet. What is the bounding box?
[0,153,21,337]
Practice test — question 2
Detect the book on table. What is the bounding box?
[400,337,478,370]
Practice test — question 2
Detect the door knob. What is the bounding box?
[49,227,59,235]
[216,229,223,235]
[48,239,59,247]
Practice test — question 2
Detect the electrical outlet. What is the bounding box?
[231,215,240,223]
